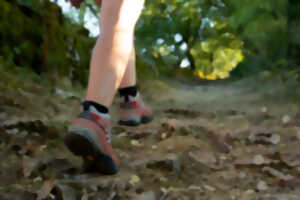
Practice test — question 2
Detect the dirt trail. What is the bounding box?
[1,74,300,200]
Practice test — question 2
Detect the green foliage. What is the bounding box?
[1,0,300,83]
[135,0,300,80]
[0,0,95,85]
[135,0,245,79]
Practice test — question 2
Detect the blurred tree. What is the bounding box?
[1,0,299,83]
[0,0,94,85]
[135,0,244,79]
[288,0,300,68]
[225,0,289,76]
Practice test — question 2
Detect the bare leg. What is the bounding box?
[119,44,137,89]
[85,0,144,107]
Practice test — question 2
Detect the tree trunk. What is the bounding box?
[288,0,300,68]
[186,47,196,71]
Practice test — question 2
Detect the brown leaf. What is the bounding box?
[22,155,40,178]
[37,180,54,200]
[53,184,77,200]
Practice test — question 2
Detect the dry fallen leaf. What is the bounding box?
[37,180,54,200]
[22,155,40,178]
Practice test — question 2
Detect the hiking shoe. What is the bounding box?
[118,93,153,126]
[64,111,119,175]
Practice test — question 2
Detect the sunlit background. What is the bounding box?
[1,0,299,85]
[50,0,99,36]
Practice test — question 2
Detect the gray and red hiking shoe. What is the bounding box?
[119,93,153,126]
[64,109,119,175]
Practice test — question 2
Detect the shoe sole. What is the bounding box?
[64,132,118,175]
[118,116,153,126]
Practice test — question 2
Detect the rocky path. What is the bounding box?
[1,73,300,200]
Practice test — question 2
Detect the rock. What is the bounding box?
[257,180,268,191]
[189,150,223,170]
[159,119,178,140]
[245,189,255,195]
[282,115,291,124]
[296,131,300,140]
[261,107,267,113]
[253,155,265,165]
[46,158,77,174]
[203,185,216,192]
[235,154,279,166]
[238,172,247,179]
[134,191,156,200]
[188,185,203,191]
[280,142,300,167]
[146,154,181,174]
[248,133,280,145]
[262,167,294,181]
[131,140,144,147]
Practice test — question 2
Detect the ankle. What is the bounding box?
[83,101,109,115]
[119,86,138,102]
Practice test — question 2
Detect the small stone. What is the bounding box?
[257,180,268,191]
[261,107,267,113]
[248,133,280,144]
[118,132,128,138]
[131,140,143,147]
[245,189,255,195]
[161,133,168,140]
[33,177,43,182]
[220,155,227,160]
[134,191,156,200]
[188,185,202,191]
[269,134,280,144]
[262,167,294,181]
[151,145,158,150]
[159,177,168,182]
[189,150,218,168]
[282,115,291,124]
[238,172,247,179]
[296,131,300,140]
[253,155,265,165]
[146,154,181,174]
[203,185,216,192]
